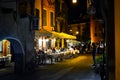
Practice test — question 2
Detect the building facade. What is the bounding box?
[0,0,37,73]
[68,23,90,42]
[90,16,104,43]
[34,0,56,51]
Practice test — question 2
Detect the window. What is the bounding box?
[50,12,54,27]
[34,8,39,17]
[32,17,39,30]
[43,9,47,26]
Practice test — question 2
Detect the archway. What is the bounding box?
[0,37,25,74]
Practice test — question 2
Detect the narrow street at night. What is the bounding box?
[0,0,118,79]
[0,54,101,80]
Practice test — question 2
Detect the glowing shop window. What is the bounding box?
[38,39,42,47]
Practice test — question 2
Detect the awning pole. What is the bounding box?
[62,38,64,48]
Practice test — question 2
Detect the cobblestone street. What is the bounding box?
[0,54,101,80]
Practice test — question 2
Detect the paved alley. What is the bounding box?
[0,54,101,80]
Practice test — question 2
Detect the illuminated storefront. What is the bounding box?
[0,39,12,65]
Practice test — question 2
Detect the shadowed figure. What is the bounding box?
[92,43,97,66]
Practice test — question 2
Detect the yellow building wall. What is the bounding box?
[90,16,95,43]
[35,0,55,31]
[43,0,55,31]
[115,0,120,80]
[90,16,103,43]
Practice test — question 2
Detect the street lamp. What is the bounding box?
[72,0,77,3]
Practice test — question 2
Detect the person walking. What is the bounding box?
[38,49,46,64]
[92,43,97,66]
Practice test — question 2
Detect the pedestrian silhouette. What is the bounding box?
[92,43,97,66]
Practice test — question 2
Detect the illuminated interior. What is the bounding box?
[0,39,12,63]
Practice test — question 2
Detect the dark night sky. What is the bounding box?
[65,0,88,24]
[65,0,103,24]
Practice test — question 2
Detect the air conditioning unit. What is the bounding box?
[32,17,40,30]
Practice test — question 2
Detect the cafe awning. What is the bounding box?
[51,31,61,38]
[51,32,76,39]
[35,30,76,39]
[60,32,76,39]
[35,29,52,36]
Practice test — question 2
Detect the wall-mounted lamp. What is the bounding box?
[76,31,79,34]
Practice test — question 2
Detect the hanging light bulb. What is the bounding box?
[72,0,77,3]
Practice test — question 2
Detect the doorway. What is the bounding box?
[0,37,25,74]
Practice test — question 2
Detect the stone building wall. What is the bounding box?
[0,1,35,73]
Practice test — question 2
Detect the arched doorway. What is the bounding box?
[0,37,25,74]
